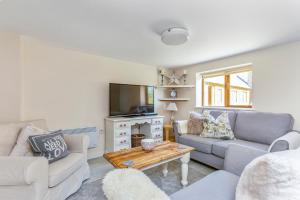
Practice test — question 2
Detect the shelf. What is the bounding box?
[157,85,195,88]
[159,98,191,101]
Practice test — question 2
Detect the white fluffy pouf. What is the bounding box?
[236,149,300,200]
[102,168,170,200]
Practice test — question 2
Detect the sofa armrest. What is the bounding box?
[268,131,300,152]
[0,156,48,186]
[224,144,266,176]
[64,134,89,159]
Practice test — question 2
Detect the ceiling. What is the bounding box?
[0,0,300,68]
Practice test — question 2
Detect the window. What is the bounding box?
[200,66,252,108]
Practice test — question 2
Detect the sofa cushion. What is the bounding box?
[0,124,19,156]
[206,110,237,132]
[212,140,269,158]
[10,124,48,156]
[234,112,294,145]
[0,119,47,156]
[170,170,239,200]
[202,111,234,140]
[187,112,204,135]
[178,135,221,154]
[48,153,84,187]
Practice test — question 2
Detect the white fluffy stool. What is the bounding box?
[102,168,170,200]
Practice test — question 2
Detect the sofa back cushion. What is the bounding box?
[234,111,294,145]
[0,119,47,156]
[205,110,237,131]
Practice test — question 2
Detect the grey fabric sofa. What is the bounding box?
[170,144,266,200]
[174,110,298,169]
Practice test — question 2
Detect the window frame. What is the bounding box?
[200,66,253,109]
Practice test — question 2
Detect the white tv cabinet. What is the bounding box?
[105,115,164,152]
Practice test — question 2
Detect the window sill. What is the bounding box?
[195,106,255,111]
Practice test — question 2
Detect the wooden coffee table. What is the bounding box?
[104,141,194,186]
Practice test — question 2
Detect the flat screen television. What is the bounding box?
[109,83,156,117]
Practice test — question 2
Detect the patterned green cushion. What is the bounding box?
[202,111,234,140]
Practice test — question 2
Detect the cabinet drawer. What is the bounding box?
[114,122,130,129]
[115,129,130,137]
[154,138,163,144]
[115,137,130,146]
[151,118,163,125]
[115,144,130,151]
[151,125,163,133]
[152,132,163,139]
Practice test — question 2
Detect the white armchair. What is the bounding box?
[0,120,90,200]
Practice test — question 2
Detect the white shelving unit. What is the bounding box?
[157,85,195,88]
[159,98,191,101]
[157,84,194,102]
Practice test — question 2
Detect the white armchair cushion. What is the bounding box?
[48,153,84,187]
[103,168,169,200]
[236,149,300,200]
[10,124,48,156]
[0,124,19,156]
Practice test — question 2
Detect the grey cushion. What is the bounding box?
[170,170,239,200]
[212,139,269,158]
[29,131,69,163]
[206,110,237,131]
[178,135,221,154]
[191,150,224,169]
[234,111,294,145]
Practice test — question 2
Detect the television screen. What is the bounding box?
[109,83,155,117]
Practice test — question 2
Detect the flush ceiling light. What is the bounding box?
[161,27,189,46]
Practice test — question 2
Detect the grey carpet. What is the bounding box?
[67,158,215,200]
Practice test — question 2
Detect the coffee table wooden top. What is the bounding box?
[103,141,194,169]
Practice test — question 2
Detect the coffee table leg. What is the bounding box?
[162,163,168,177]
[180,153,190,187]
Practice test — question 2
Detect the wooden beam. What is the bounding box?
[224,75,230,107]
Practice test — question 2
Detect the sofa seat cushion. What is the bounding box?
[170,170,239,200]
[212,139,269,158]
[178,135,221,154]
[48,153,84,187]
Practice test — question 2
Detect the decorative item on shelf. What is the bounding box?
[141,139,156,152]
[159,70,188,86]
[159,69,167,85]
[182,70,187,84]
[170,89,177,98]
[166,102,178,125]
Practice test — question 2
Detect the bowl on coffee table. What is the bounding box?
[141,139,155,152]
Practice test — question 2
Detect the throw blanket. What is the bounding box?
[176,120,188,135]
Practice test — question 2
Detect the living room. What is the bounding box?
[0,1,300,200]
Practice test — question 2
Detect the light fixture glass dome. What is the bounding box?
[161,27,189,45]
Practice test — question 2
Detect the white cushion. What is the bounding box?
[103,168,170,200]
[10,124,48,156]
[236,149,300,200]
[0,119,48,156]
[48,153,84,187]
[0,124,20,155]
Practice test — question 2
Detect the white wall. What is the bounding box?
[20,36,161,157]
[175,41,300,130]
[0,32,21,122]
